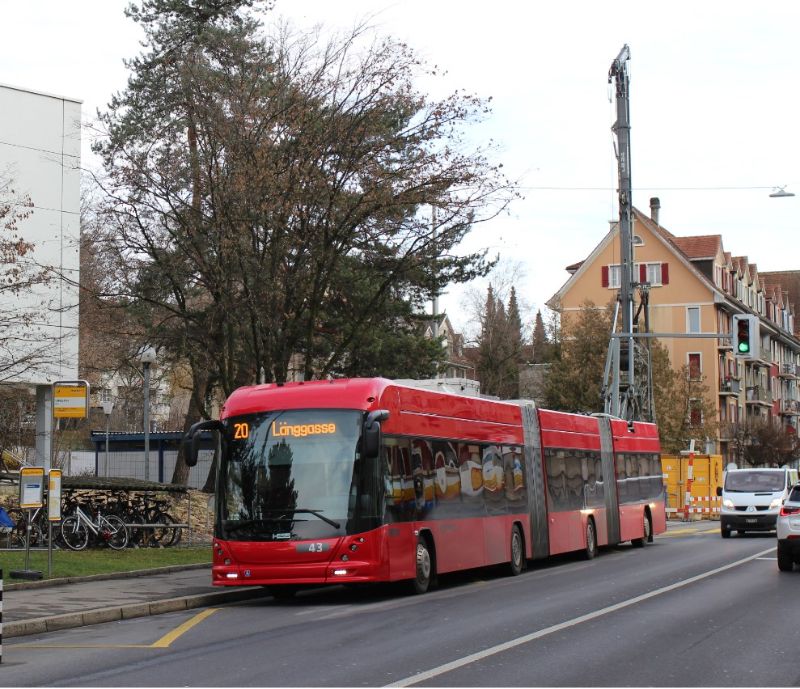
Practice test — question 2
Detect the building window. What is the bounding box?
[608,265,621,288]
[689,399,703,427]
[688,353,701,380]
[687,307,701,334]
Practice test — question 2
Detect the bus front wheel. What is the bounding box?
[412,536,433,594]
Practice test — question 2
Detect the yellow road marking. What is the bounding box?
[659,527,718,537]
[16,643,152,648]
[16,608,220,650]
[150,608,219,648]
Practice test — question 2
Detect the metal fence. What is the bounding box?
[60,449,214,490]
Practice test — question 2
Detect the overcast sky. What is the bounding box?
[2,0,799,336]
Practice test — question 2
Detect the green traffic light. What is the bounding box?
[738,341,750,353]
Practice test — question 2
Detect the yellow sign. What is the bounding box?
[48,470,62,521]
[271,421,337,438]
[53,382,89,419]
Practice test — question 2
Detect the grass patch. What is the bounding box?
[0,546,211,580]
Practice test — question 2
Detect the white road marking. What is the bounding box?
[385,546,776,688]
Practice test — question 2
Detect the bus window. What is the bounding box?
[503,446,526,504]
[546,450,568,511]
[483,445,506,514]
[433,441,460,504]
[565,452,583,510]
[582,451,604,508]
[616,454,629,504]
[411,439,435,517]
[458,443,484,500]
[384,437,412,522]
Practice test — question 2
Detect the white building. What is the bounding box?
[0,82,81,384]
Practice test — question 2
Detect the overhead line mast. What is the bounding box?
[604,45,654,423]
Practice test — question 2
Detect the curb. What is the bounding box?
[3,586,267,639]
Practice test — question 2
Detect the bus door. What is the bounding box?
[520,404,549,559]
[383,439,416,580]
[598,416,621,545]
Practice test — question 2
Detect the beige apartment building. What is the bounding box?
[549,198,800,463]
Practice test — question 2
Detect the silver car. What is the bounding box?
[777,482,800,572]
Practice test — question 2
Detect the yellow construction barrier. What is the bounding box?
[661,454,724,520]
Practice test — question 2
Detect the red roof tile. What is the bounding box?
[670,235,722,260]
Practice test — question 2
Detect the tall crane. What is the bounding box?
[603,45,655,423]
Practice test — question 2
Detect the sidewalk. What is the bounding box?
[1,564,267,639]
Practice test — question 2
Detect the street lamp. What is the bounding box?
[769,186,795,198]
[101,400,114,478]
[138,346,157,482]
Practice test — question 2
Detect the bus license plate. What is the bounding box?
[296,543,330,553]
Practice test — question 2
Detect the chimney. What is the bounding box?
[649,197,661,225]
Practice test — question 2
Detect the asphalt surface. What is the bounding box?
[0,519,718,640]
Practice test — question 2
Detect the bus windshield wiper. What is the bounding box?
[293,509,340,529]
[234,508,341,529]
[223,518,290,533]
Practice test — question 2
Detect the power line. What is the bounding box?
[518,184,792,192]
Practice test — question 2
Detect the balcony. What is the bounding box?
[781,399,800,416]
[718,423,735,442]
[719,378,740,396]
[745,385,771,406]
[779,362,799,379]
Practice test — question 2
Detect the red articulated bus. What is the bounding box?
[184,377,666,597]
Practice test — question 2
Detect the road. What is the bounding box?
[3,523,798,687]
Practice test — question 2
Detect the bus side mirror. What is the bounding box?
[716,486,722,497]
[182,419,223,467]
[363,410,390,459]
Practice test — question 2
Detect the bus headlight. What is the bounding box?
[723,499,735,510]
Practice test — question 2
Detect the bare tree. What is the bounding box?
[727,418,799,468]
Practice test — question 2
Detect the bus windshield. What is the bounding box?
[218,409,369,541]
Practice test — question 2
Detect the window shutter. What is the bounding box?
[639,264,647,283]
[601,265,609,288]
[661,263,669,285]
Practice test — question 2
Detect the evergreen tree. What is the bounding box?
[532,309,549,363]
[501,287,523,397]
[543,302,610,412]
[476,284,524,398]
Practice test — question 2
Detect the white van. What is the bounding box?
[717,466,799,538]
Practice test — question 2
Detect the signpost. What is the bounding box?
[47,470,62,577]
[12,468,44,580]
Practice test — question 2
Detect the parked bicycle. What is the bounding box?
[7,506,45,549]
[60,500,128,550]
[105,490,182,548]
